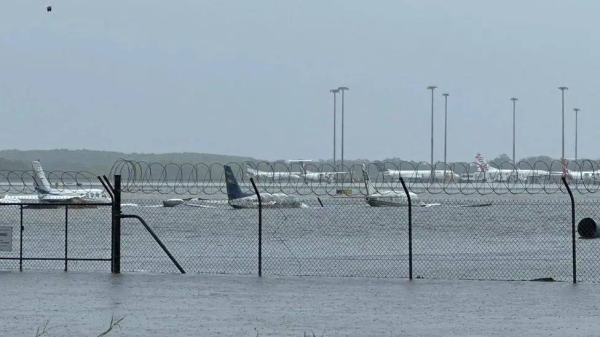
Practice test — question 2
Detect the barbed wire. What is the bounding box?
[107,158,600,196]
[2,158,600,196]
[0,169,98,194]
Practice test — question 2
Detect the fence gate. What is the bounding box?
[0,203,112,271]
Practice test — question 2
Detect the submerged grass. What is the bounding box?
[34,315,126,337]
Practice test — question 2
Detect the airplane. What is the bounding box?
[225,165,306,209]
[362,165,420,206]
[30,161,108,203]
[287,159,346,184]
[548,159,598,182]
[474,153,549,182]
[245,166,303,182]
[0,161,110,204]
[374,162,460,182]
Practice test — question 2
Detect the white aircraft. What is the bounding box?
[474,153,549,182]
[31,161,109,202]
[362,165,419,206]
[0,161,109,203]
[225,165,306,209]
[376,163,460,182]
[548,160,598,182]
[245,166,302,182]
[288,160,346,183]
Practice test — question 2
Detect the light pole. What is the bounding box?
[330,89,339,168]
[510,98,518,164]
[338,86,349,168]
[427,86,437,179]
[443,93,449,177]
[574,108,580,161]
[559,87,568,169]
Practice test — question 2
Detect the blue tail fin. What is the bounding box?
[224,165,251,200]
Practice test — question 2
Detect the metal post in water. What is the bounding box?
[64,205,68,272]
[249,178,262,276]
[112,175,122,274]
[399,177,412,280]
[562,176,576,283]
[19,205,23,272]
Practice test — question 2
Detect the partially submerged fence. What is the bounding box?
[0,203,112,271]
[3,175,600,283]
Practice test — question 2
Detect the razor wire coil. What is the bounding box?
[2,158,600,196]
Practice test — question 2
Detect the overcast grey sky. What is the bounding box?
[1,1,599,162]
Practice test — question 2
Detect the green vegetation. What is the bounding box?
[0,149,258,174]
[0,149,588,177]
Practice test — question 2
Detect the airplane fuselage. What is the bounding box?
[384,169,459,181]
[227,193,304,209]
[366,192,419,207]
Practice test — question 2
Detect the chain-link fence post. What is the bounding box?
[249,178,262,277]
[112,175,122,274]
[399,176,413,280]
[562,177,576,283]
[19,205,23,271]
[64,205,68,272]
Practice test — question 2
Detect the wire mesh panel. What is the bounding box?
[119,199,257,274]
[22,206,70,270]
[262,198,409,278]
[0,204,111,271]
[65,205,112,271]
[413,199,572,281]
[573,200,600,283]
[0,205,22,269]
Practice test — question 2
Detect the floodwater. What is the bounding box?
[0,189,599,336]
[1,271,599,336]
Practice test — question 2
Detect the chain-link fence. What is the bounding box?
[118,199,257,274]
[115,198,408,277]
[111,196,583,282]
[412,199,573,281]
[571,200,600,283]
[0,203,112,271]
[6,187,600,283]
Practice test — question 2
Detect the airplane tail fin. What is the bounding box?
[361,165,374,196]
[32,161,53,194]
[474,153,489,172]
[562,160,573,180]
[224,165,251,200]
